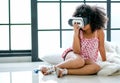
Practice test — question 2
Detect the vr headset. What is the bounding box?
[68,17,89,28]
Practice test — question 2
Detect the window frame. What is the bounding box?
[0,0,32,59]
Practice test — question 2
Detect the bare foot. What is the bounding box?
[56,68,65,78]
[40,66,55,75]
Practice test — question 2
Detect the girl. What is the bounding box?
[40,4,107,78]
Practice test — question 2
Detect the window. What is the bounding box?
[0,0,31,57]
[111,2,120,42]
[1,0,120,61]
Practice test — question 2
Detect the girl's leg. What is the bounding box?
[67,59,101,75]
[41,52,85,75]
[56,59,100,78]
[55,52,85,69]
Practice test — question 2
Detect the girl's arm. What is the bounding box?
[72,24,81,54]
[98,29,106,61]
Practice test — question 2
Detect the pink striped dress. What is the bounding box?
[62,30,99,62]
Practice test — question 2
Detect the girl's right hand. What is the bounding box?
[73,23,80,36]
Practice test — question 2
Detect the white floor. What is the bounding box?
[0,62,120,83]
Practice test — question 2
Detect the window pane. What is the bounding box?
[104,30,107,41]
[62,0,106,1]
[111,3,120,28]
[37,3,60,29]
[86,3,107,10]
[37,0,59,1]
[111,30,120,43]
[62,31,73,48]
[38,31,60,57]
[10,0,31,23]
[111,0,120,1]
[11,25,31,50]
[86,0,107,1]
[0,0,9,23]
[0,26,9,50]
[62,3,84,29]
[61,0,84,1]
[38,31,60,49]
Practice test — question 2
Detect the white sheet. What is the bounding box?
[97,52,120,76]
[97,41,120,76]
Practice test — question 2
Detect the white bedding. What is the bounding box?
[97,53,120,76]
[97,41,120,76]
[39,41,120,76]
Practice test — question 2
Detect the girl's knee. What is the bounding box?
[93,64,101,73]
[96,65,101,71]
[76,57,85,67]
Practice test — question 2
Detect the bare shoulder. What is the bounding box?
[97,29,105,39]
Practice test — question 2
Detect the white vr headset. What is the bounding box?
[68,17,89,28]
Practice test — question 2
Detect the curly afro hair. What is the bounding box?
[73,4,107,33]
